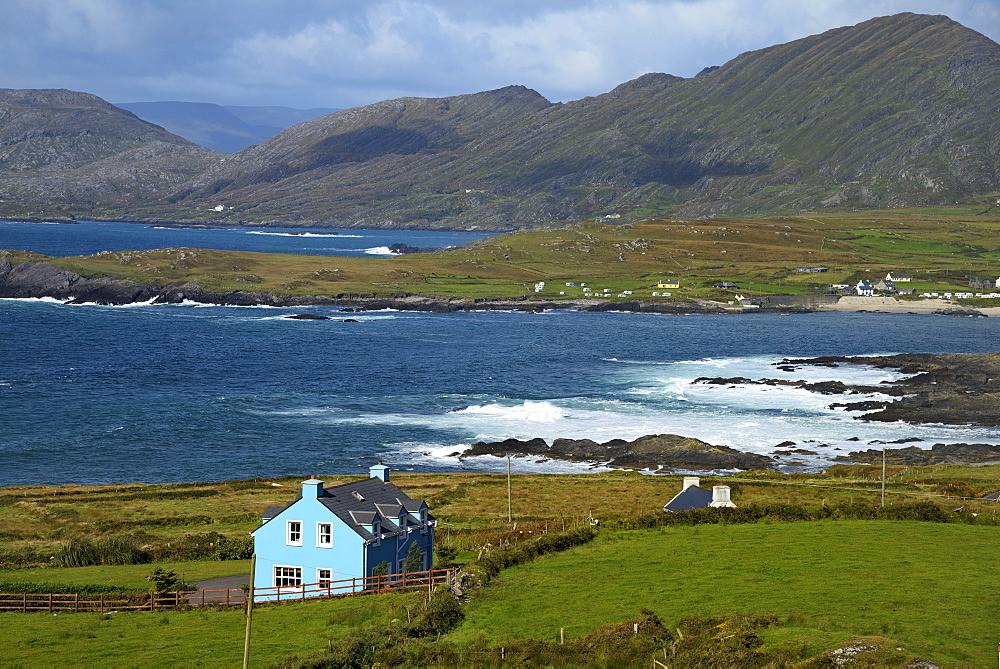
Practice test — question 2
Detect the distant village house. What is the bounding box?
[663,477,736,512]
[885,272,912,282]
[656,279,680,288]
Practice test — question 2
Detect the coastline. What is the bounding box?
[1,256,996,315]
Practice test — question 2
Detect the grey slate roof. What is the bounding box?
[260,477,433,543]
[982,491,1000,501]
[663,485,714,512]
[262,505,285,521]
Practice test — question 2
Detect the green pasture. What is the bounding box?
[450,520,1000,666]
[0,560,250,590]
[6,205,998,302]
[0,589,425,668]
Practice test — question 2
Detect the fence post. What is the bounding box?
[100,593,104,614]
[49,592,53,613]
[75,592,79,613]
[201,589,206,607]
[22,593,26,613]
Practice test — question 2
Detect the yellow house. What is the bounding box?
[656,279,680,288]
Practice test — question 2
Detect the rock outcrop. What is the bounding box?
[835,442,1000,465]
[462,434,775,470]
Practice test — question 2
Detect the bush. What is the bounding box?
[434,544,459,567]
[472,528,596,583]
[54,537,101,568]
[147,567,192,593]
[212,534,253,560]
[404,590,465,638]
[612,501,969,531]
[95,535,150,565]
[54,535,149,567]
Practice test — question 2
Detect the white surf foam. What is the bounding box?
[364,246,398,255]
[244,231,344,238]
[0,296,69,304]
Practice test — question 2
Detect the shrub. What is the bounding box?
[403,542,424,574]
[147,567,192,593]
[55,537,100,568]
[404,589,465,638]
[212,534,253,560]
[434,544,459,567]
[472,528,596,583]
[95,534,150,565]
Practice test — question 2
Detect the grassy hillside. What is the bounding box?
[449,521,998,666]
[8,205,999,302]
[3,465,998,568]
[1,468,999,666]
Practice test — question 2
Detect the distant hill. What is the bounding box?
[115,102,338,153]
[0,13,996,228]
[163,13,1000,228]
[0,89,220,218]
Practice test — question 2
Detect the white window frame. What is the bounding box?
[316,522,332,548]
[274,565,302,590]
[286,520,302,546]
[397,558,407,575]
[317,568,333,586]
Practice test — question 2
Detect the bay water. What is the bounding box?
[3,222,1000,486]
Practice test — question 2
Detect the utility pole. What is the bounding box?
[881,447,886,507]
[243,554,255,669]
[507,453,512,523]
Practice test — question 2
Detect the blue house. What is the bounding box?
[251,463,435,600]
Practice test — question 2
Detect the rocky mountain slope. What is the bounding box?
[0,89,220,219]
[163,12,999,228]
[0,13,996,228]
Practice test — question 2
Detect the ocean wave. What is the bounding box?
[0,296,69,304]
[450,400,567,423]
[364,246,398,255]
[244,231,344,238]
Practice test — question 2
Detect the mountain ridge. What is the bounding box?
[0,12,996,228]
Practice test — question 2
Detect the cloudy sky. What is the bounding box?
[3,0,998,109]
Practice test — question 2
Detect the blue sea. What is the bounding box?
[0,219,492,258]
[3,223,1000,486]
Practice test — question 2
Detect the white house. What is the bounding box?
[251,463,434,600]
[855,280,874,296]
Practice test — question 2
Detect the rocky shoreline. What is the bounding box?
[461,434,776,471]
[0,258,733,313]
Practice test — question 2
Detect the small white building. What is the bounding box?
[663,477,736,512]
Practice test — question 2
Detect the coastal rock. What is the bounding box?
[463,433,775,471]
[284,313,330,320]
[835,442,1000,465]
[774,353,1000,426]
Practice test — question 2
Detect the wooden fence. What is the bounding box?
[0,567,456,614]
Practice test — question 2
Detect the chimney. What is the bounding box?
[370,461,389,482]
[302,477,324,498]
[709,485,736,508]
[682,476,699,490]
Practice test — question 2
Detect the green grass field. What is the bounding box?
[6,205,1000,302]
[0,590,425,668]
[450,520,999,666]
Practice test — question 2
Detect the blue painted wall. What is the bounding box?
[251,478,434,601]
[252,479,367,600]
